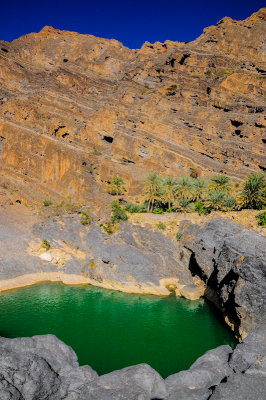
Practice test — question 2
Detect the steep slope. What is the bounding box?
[0,9,265,209]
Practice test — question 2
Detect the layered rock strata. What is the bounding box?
[0,9,265,208]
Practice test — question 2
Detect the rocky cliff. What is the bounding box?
[0,9,265,209]
[181,218,266,339]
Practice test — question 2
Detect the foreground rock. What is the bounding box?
[0,207,202,298]
[181,218,266,339]
[0,329,265,399]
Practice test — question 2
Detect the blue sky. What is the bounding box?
[1,0,265,48]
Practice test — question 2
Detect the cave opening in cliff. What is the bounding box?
[102,135,113,143]
[179,54,190,65]
[233,130,243,138]
[230,120,243,127]
[165,58,176,67]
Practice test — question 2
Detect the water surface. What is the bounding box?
[0,283,236,378]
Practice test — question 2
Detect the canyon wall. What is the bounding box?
[0,9,265,208]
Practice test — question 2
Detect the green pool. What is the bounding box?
[0,283,236,378]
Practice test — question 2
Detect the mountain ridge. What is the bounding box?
[0,8,265,210]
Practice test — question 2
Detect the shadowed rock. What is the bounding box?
[181,218,266,338]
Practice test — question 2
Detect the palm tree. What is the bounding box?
[209,174,231,192]
[107,177,126,196]
[174,198,193,212]
[206,190,236,211]
[206,189,226,210]
[174,177,194,200]
[162,177,177,209]
[142,173,162,212]
[192,179,207,202]
[238,173,266,209]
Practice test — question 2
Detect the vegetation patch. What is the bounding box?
[107,177,126,196]
[43,200,52,207]
[256,211,266,226]
[157,222,166,230]
[41,239,51,251]
[176,233,183,241]
[80,208,91,226]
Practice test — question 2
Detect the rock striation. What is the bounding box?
[0,327,265,399]
[181,218,266,339]
[0,9,265,208]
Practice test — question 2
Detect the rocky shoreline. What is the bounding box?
[0,207,265,399]
[0,327,265,400]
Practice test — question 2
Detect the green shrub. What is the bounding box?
[153,208,163,214]
[256,211,266,226]
[80,208,91,225]
[157,222,166,230]
[102,220,118,235]
[43,200,52,207]
[124,202,147,213]
[194,202,209,215]
[111,201,128,223]
[176,232,182,241]
[107,177,126,195]
[103,221,114,235]
[41,239,51,251]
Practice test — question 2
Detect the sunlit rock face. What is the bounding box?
[0,9,265,209]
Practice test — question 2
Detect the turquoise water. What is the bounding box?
[0,283,236,378]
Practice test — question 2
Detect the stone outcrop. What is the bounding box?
[0,9,265,209]
[0,327,265,399]
[0,206,203,298]
[181,218,266,339]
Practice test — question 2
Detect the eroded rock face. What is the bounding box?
[181,218,266,338]
[0,207,202,297]
[0,328,265,400]
[0,9,265,209]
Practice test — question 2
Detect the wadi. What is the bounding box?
[0,7,265,400]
